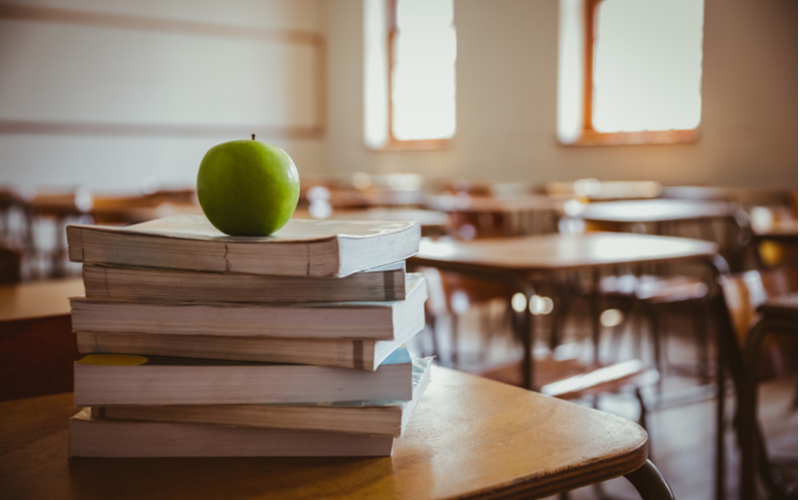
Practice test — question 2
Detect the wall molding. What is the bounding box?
[0,4,326,139]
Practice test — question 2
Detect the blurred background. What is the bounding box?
[0,1,797,499]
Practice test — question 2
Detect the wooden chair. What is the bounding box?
[418,267,658,431]
[718,268,797,499]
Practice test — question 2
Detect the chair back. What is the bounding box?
[719,269,792,346]
[718,268,796,380]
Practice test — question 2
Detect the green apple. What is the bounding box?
[197,138,300,236]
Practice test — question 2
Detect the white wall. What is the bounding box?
[323,0,798,188]
[0,0,326,192]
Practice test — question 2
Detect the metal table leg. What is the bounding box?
[700,255,731,500]
[624,459,676,500]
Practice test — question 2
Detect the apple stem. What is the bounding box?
[251,134,255,140]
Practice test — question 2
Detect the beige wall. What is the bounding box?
[0,0,327,191]
[323,0,798,188]
[1,0,796,191]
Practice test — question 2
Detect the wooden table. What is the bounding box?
[0,278,84,401]
[739,293,798,500]
[751,220,798,241]
[410,233,736,499]
[410,233,720,388]
[427,195,561,237]
[0,366,674,499]
[578,199,739,237]
[328,208,451,237]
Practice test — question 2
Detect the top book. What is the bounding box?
[67,215,421,278]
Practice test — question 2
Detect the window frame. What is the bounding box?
[368,0,454,151]
[569,0,701,146]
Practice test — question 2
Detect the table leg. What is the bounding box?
[591,268,601,364]
[624,459,675,500]
[714,305,726,500]
[704,254,731,500]
[518,282,536,391]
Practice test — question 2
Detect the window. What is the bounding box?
[364,0,456,150]
[558,0,705,145]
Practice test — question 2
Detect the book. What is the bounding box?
[67,214,421,278]
[73,348,415,406]
[70,273,426,341]
[75,323,423,371]
[82,260,407,303]
[69,409,394,457]
[95,357,433,437]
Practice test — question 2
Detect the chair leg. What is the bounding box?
[634,386,651,459]
[691,298,711,382]
[426,316,440,360]
[646,303,663,394]
[451,313,459,368]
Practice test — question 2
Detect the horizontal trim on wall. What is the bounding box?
[0,120,324,140]
[0,4,327,140]
[0,4,323,45]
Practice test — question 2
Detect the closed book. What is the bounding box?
[75,324,423,371]
[70,274,426,341]
[73,348,415,406]
[82,260,407,303]
[69,409,394,457]
[67,214,420,278]
[95,358,433,437]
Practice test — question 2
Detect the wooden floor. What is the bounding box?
[409,298,798,500]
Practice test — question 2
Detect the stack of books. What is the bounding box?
[64,214,431,458]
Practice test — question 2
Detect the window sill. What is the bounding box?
[562,128,699,147]
[367,138,452,152]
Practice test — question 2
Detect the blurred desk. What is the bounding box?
[0,366,675,500]
[0,278,83,401]
[410,233,719,388]
[90,201,203,225]
[750,219,798,244]
[328,209,450,237]
[749,220,798,269]
[427,195,560,237]
[579,199,738,227]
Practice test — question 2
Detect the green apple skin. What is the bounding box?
[197,140,300,236]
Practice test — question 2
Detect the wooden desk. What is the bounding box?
[0,278,84,401]
[579,199,738,226]
[90,201,203,225]
[428,195,558,213]
[0,366,674,499]
[410,233,719,388]
[739,294,798,500]
[427,195,561,237]
[751,220,798,242]
[328,209,450,237]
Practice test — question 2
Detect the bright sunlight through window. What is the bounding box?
[558,0,704,143]
[364,0,456,149]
